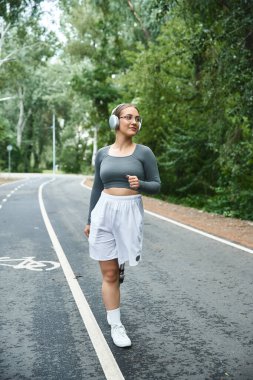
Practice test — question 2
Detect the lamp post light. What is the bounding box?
[7,144,13,173]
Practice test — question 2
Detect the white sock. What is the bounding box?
[107,308,121,326]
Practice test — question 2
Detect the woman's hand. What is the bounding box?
[126,175,140,190]
[84,224,90,238]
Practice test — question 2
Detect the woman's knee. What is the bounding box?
[103,268,119,284]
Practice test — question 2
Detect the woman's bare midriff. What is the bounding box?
[103,188,138,196]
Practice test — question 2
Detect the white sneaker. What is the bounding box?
[111,324,132,347]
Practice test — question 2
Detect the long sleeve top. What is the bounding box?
[87,144,161,224]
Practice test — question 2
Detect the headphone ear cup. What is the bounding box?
[138,120,142,132]
[109,114,119,130]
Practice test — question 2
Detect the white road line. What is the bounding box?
[80,180,253,255]
[144,210,253,255]
[0,185,22,211]
[39,179,124,380]
[82,183,92,191]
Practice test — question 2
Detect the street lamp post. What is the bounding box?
[7,144,13,173]
[52,113,56,175]
[92,126,98,167]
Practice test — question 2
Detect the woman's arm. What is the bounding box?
[138,146,161,194]
[87,150,104,224]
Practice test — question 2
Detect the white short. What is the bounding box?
[89,192,144,266]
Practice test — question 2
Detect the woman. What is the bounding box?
[84,103,160,348]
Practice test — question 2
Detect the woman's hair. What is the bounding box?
[112,103,139,118]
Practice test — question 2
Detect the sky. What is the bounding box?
[39,0,67,43]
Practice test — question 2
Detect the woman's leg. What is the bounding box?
[99,259,131,347]
[99,259,120,310]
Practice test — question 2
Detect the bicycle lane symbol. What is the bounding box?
[0,256,61,271]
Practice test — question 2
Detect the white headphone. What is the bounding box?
[109,104,142,132]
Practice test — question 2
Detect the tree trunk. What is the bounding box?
[17,86,32,148]
[126,0,150,43]
[0,21,16,66]
[16,86,31,148]
[17,86,24,148]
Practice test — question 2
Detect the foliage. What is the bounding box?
[0,0,252,220]
[118,0,253,220]
[0,0,43,24]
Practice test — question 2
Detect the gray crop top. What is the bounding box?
[87,144,161,224]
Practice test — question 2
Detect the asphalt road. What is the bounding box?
[0,175,252,380]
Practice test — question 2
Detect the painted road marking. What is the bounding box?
[0,256,60,271]
[39,179,124,380]
[144,210,253,255]
[81,179,253,255]
[82,183,92,191]
[0,182,26,211]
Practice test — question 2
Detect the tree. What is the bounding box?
[0,1,42,24]
[0,4,58,171]
[115,0,253,219]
